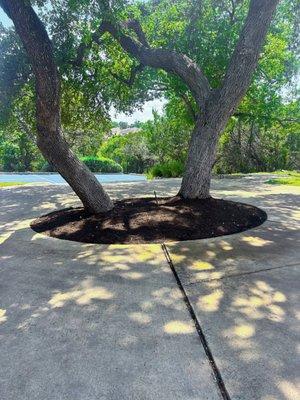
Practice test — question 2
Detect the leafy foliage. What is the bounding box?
[0,0,299,175]
[80,156,123,173]
[42,156,123,173]
[215,100,300,173]
[266,171,300,186]
[147,160,185,179]
[99,131,155,173]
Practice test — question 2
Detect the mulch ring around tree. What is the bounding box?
[30,197,267,244]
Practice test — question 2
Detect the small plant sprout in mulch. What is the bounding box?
[31,196,267,245]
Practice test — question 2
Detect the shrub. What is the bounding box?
[40,157,123,173]
[41,161,56,172]
[99,132,155,173]
[147,160,185,179]
[1,142,21,171]
[31,157,46,172]
[80,156,123,173]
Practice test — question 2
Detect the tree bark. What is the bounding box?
[179,126,216,198]
[0,0,113,213]
[179,114,224,198]
[180,0,279,198]
[86,20,211,109]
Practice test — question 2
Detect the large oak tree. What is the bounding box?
[0,0,113,213]
[91,0,280,198]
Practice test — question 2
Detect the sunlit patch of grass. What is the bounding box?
[273,170,300,177]
[265,170,300,186]
[266,177,300,186]
[0,182,26,187]
[225,170,300,181]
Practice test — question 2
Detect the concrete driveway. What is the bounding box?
[0,175,299,400]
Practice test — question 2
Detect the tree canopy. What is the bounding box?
[0,0,299,178]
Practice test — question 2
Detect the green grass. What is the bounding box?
[265,171,300,186]
[146,160,185,179]
[224,170,300,177]
[272,170,300,177]
[266,177,300,186]
[0,182,27,187]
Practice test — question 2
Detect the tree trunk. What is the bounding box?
[180,0,279,198]
[36,129,113,213]
[96,0,278,201]
[179,118,220,198]
[0,0,113,213]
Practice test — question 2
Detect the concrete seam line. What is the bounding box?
[161,243,231,400]
[184,262,300,287]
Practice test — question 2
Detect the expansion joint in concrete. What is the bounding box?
[161,243,231,400]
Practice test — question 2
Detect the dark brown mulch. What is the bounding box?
[30,197,267,244]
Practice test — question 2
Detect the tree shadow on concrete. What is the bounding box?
[166,191,299,399]
[0,184,220,400]
[0,179,299,399]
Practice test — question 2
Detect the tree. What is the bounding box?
[76,0,280,198]
[0,0,113,213]
[118,121,129,129]
[99,130,155,173]
[215,99,300,174]
[142,107,191,164]
[0,0,292,203]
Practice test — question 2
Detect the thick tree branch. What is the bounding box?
[0,0,60,129]
[180,93,197,122]
[217,0,280,117]
[73,16,211,108]
[99,20,211,109]
[110,63,144,86]
[73,24,108,67]
[122,19,149,47]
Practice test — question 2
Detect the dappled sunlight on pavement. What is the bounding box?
[163,320,194,334]
[0,308,7,324]
[48,277,114,308]
[0,179,224,400]
[166,220,299,284]
[0,175,299,399]
[165,177,299,400]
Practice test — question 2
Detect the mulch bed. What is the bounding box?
[30,196,267,244]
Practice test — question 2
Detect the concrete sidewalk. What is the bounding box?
[0,175,299,399]
[0,182,221,400]
[166,178,300,400]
